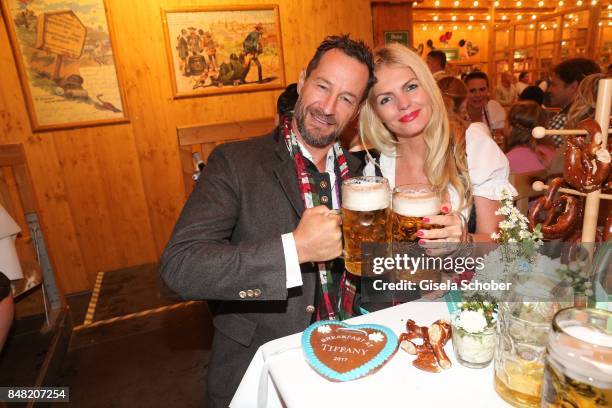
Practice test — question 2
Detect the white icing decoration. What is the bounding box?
[368,332,384,342]
[317,325,331,334]
[595,148,611,164]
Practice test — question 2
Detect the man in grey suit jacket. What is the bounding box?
[161,35,375,407]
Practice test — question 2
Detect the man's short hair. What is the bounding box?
[277,83,298,117]
[518,71,528,81]
[305,34,375,102]
[427,50,447,69]
[519,85,544,105]
[553,58,601,85]
[464,71,489,86]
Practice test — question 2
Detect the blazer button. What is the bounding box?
[246,289,254,298]
[253,288,262,297]
[320,196,329,204]
[306,305,315,313]
[239,290,247,299]
[320,180,328,189]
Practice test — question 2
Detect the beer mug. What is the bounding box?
[541,307,612,408]
[390,184,466,292]
[391,184,443,243]
[341,176,390,276]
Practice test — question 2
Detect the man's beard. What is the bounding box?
[294,99,340,148]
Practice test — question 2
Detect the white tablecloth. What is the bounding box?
[231,302,512,407]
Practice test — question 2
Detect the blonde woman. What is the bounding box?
[566,73,607,129]
[360,44,516,242]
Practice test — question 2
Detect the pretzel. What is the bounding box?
[428,319,452,370]
[399,319,452,372]
[564,119,611,193]
[528,178,583,240]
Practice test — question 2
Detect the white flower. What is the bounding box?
[584,289,593,296]
[491,232,501,240]
[508,238,517,243]
[368,332,384,342]
[584,281,592,288]
[569,261,580,271]
[317,325,331,334]
[456,310,488,333]
[500,190,513,200]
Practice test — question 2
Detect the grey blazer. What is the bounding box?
[160,128,361,407]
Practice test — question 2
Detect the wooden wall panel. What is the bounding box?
[372,3,413,48]
[0,0,374,293]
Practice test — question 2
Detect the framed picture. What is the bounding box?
[442,48,460,61]
[0,0,129,132]
[161,5,286,98]
[384,31,410,47]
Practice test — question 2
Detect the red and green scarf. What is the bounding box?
[282,116,357,321]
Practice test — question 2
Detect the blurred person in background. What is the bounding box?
[546,58,601,147]
[504,101,557,174]
[494,71,518,108]
[516,71,530,95]
[462,71,507,149]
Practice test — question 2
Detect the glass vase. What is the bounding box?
[451,322,496,368]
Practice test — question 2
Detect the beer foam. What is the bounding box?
[392,192,441,217]
[564,325,612,348]
[342,183,389,211]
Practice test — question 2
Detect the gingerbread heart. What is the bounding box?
[301,321,398,381]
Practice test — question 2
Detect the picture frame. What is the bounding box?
[384,31,410,47]
[442,48,460,61]
[161,5,286,98]
[0,0,129,132]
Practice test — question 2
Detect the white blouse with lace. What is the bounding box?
[363,122,518,220]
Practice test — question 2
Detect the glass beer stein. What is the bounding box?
[341,176,390,276]
[541,307,612,408]
[390,184,443,243]
[390,184,451,291]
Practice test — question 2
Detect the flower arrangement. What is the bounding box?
[451,294,498,368]
[556,261,593,297]
[454,294,498,333]
[470,190,562,302]
[490,190,544,256]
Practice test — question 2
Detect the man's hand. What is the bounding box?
[294,206,342,264]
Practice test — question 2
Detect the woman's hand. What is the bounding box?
[416,203,467,255]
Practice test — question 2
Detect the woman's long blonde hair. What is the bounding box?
[566,73,606,129]
[359,43,471,211]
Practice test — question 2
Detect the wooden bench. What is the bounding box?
[177,117,275,197]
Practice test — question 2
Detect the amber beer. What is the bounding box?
[391,184,442,243]
[540,308,612,408]
[341,177,390,276]
[390,184,443,290]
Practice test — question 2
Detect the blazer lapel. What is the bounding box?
[272,131,304,217]
[343,148,363,177]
